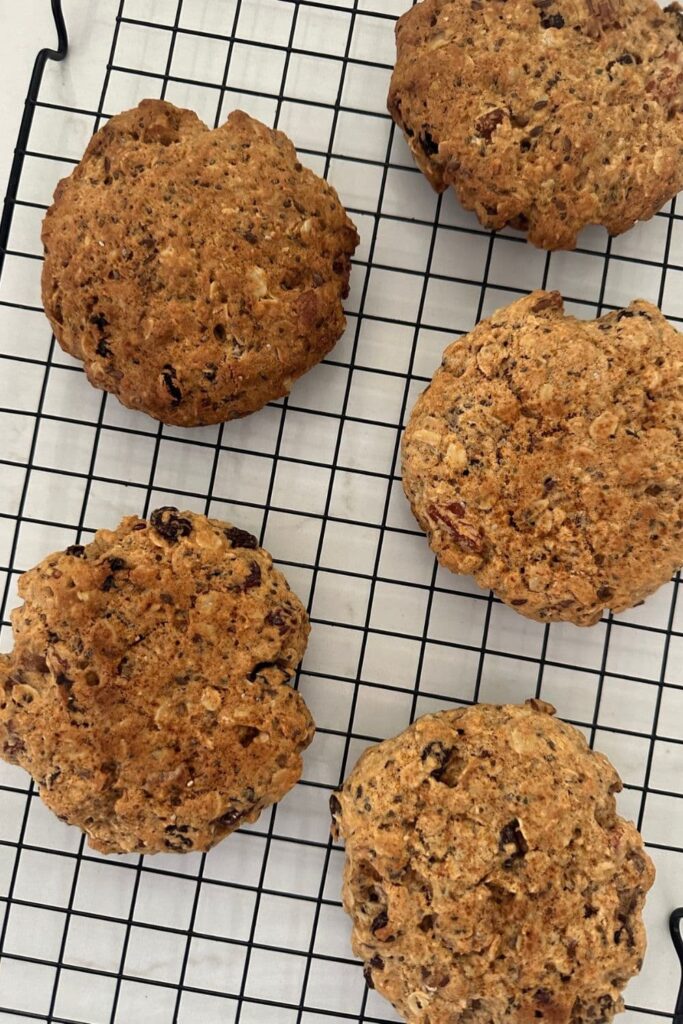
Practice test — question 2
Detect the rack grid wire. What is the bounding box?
[0,1,682,1022]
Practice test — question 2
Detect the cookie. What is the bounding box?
[402,290,682,625]
[388,0,683,249]
[41,100,359,426]
[331,699,655,1024]
[0,509,313,854]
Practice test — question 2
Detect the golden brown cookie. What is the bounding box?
[402,291,683,625]
[331,699,655,1024]
[0,509,313,854]
[41,100,359,426]
[388,0,683,249]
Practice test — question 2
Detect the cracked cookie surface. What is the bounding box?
[388,0,683,249]
[41,99,359,425]
[402,290,683,625]
[331,699,654,1024]
[0,509,313,854]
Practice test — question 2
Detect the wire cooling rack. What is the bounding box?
[0,1,682,1022]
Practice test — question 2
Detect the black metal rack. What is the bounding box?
[0,1,681,1021]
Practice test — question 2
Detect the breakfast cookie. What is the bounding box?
[388,0,683,249]
[402,290,683,625]
[331,699,655,1024]
[0,509,313,854]
[41,100,359,426]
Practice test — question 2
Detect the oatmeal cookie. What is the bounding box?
[41,100,359,425]
[388,0,683,249]
[402,290,682,625]
[0,509,313,854]
[331,699,655,1024]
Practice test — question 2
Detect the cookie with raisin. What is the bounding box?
[331,699,655,1024]
[402,290,682,625]
[42,100,359,425]
[0,509,313,854]
[388,0,683,249]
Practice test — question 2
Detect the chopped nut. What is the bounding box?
[445,440,468,471]
[247,266,271,300]
[589,410,619,442]
[200,687,222,712]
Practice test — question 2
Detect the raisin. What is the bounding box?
[540,12,565,27]
[535,989,552,1005]
[238,726,260,747]
[475,107,505,140]
[499,819,528,861]
[532,293,562,312]
[645,483,663,496]
[109,557,126,571]
[96,337,112,358]
[101,574,116,592]
[616,309,635,320]
[164,834,193,849]
[66,544,85,558]
[56,672,73,689]
[543,477,556,492]
[150,507,193,542]
[363,965,375,989]
[244,231,258,244]
[329,792,342,818]
[419,129,439,156]
[225,527,258,549]
[213,807,246,830]
[161,364,182,405]
[606,52,639,75]
[265,609,288,635]
[371,910,388,934]
[90,313,109,330]
[243,561,262,590]
[446,501,466,518]
[247,659,287,682]
[597,585,613,600]
[420,741,452,780]
[370,954,384,970]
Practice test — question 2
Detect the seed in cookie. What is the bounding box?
[41,99,359,426]
[388,0,683,249]
[332,699,655,1024]
[402,290,682,625]
[0,510,313,854]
